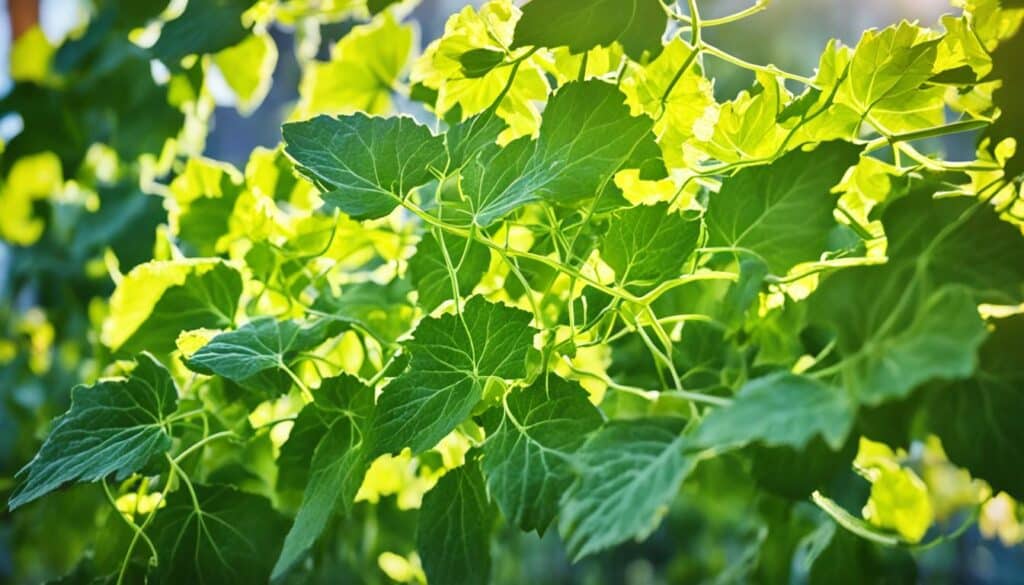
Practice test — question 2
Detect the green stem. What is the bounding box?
[117,466,178,585]
[103,480,159,569]
[670,0,768,27]
[863,119,990,153]
[812,491,904,547]
[282,363,314,402]
[701,42,814,85]
[173,430,236,464]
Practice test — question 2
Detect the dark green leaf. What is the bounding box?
[282,113,446,220]
[559,417,693,560]
[809,270,987,405]
[459,48,506,78]
[275,405,331,494]
[481,375,602,534]
[880,189,1024,304]
[367,0,400,14]
[461,81,664,226]
[927,314,1024,499]
[444,109,506,170]
[273,375,374,578]
[705,141,863,274]
[371,296,536,455]
[147,484,289,584]
[695,372,855,450]
[750,436,857,500]
[513,0,667,61]
[417,458,494,585]
[408,231,490,311]
[104,259,243,355]
[151,0,256,64]
[9,355,177,509]
[601,203,701,287]
[185,317,343,395]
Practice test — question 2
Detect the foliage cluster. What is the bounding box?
[2,0,1024,583]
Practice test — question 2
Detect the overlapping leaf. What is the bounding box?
[282,113,446,220]
[460,80,665,226]
[695,372,854,451]
[273,375,375,578]
[417,459,495,585]
[808,272,987,405]
[371,296,536,455]
[601,203,701,288]
[705,141,863,274]
[559,418,693,560]
[102,259,243,355]
[482,376,602,534]
[147,484,289,584]
[184,317,344,394]
[408,231,491,311]
[512,0,667,61]
[927,315,1024,499]
[151,0,256,64]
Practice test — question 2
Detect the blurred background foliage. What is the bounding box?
[0,0,1022,583]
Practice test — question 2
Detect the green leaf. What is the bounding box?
[512,0,667,61]
[601,203,701,288]
[102,259,243,355]
[459,48,506,78]
[809,272,987,405]
[880,189,1024,304]
[185,317,343,395]
[694,372,855,451]
[460,80,664,226]
[839,22,940,118]
[559,417,693,560]
[111,0,169,30]
[151,0,256,64]
[368,0,402,15]
[212,31,278,115]
[147,484,289,584]
[705,141,863,274]
[276,405,332,494]
[408,231,490,311]
[750,436,857,500]
[282,113,446,220]
[293,12,414,119]
[9,355,178,509]
[444,109,507,170]
[481,375,602,534]
[417,458,494,585]
[167,157,246,257]
[371,296,536,455]
[927,314,1024,499]
[804,521,917,584]
[273,375,374,579]
[311,280,414,344]
[985,27,1024,178]
[621,37,716,169]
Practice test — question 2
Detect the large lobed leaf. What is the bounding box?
[417,458,495,585]
[370,296,537,455]
[705,141,863,274]
[482,375,603,534]
[559,418,694,560]
[9,355,178,509]
[282,113,446,220]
